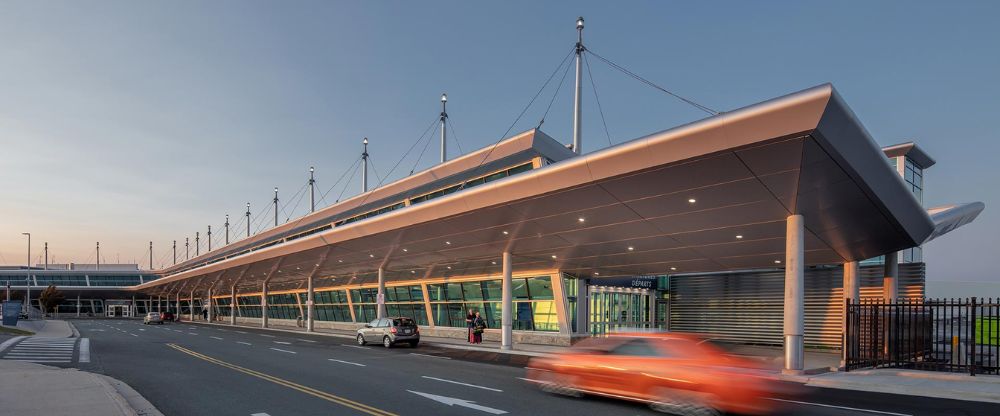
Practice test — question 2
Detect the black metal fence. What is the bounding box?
[846,297,999,375]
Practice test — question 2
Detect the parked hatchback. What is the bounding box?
[143,312,164,325]
[356,317,419,348]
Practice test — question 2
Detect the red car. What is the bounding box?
[160,311,176,322]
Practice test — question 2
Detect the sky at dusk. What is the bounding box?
[1,1,997,286]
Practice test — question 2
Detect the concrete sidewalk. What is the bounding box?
[785,369,1000,404]
[12,319,75,337]
[0,360,162,416]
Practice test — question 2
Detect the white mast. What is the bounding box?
[572,16,585,155]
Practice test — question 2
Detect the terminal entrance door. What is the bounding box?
[105,304,131,318]
[588,286,654,335]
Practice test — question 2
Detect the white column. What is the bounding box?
[230,287,237,326]
[189,291,195,321]
[175,294,180,321]
[501,251,513,351]
[261,282,269,328]
[206,289,213,323]
[376,267,386,319]
[783,214,805,374]
[76,294,81,317]
[841,261,859,368]
[575,277,589,335]
[551,273,571,336]
[306,273,315,332]
[884,252,899,302]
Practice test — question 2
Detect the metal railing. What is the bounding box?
[846,297,999,375]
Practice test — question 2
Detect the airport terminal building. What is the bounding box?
[5,84,983,372]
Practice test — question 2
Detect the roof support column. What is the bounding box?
[884,252,899,302]
[575,277,589,335]
[206,288,213,323]
[376,267,386,320]
[175,292,180,321]
[783,214,805,374]
[230,265,250,326]
[306,249,331,333]
[841,261,859,368]
[501,251,513,351]
[189,290,195,321]
[261,282,269,328]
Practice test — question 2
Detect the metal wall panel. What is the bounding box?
[668,263,925,347]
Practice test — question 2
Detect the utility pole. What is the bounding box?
[440,93,448,163]
[572,16,585,155]
[44,242,48,270]
[309,167,316,212]
[225,214,230,245]
[207,225,212,251]
[185,237,189,260]
[195,232,200,256]
[362,138,369,192]
[273,187,279,227]
[173,240,177,265]
[22,233,30,315]
[246,202,251,237]
[149,241,153,270]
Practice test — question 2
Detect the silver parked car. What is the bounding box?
[356,317,420,348]
[143,312,164,325]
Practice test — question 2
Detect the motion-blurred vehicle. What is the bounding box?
[526,332,786,415]
[356,317,419,348]
[143,312,163,325]
[160,311,175,322]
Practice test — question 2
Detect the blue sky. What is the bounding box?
[1,1,997,284]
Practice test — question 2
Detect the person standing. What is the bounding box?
[472,312,486,344]
[466,309,475,343]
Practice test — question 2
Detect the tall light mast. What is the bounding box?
[440,93,448,163]
[173,240,177,265]
[149,241,153,270]
[195,232,200,256]
[309,167,316,212]
[572,16,585,155]
[185,237,189,260]
[246,202,251,237]
[273,187,279,227]
[361,138,369,192]
[224,214,230,245]
[96,241,100,271]
[207,225,212,251]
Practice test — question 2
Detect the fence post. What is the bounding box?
[970,297,977,376]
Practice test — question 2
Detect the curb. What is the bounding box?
[68,321,81,338]
[94,373,165,416]
[803,378,1000,404]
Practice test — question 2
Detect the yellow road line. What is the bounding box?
[167,343,397,416]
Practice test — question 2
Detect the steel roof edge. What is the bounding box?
[809,87,935,249]
[882,142,936,169]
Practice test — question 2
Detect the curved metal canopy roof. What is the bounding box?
[136,83,936,297]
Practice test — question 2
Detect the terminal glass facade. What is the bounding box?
[426,276,557,331]
[300,289,353,322]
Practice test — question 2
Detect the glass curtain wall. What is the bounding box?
[236,295,262,318]
[266,293,301,320]
[214,297,232,317]
[299,289,353,322]
[427,276,558,332]
[350,285,427,325]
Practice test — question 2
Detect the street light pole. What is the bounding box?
[185,238,189,260]
[309,167,316,213]
[21,232,30,315]
[96,241,100,271]
[246,202,251,237]
[44,242,48,270]
[362,138,369,193]
[207,225,212,251]
[572,16,585,155]
[225,214,230,245]
[195,232,200,256]
[273,187,279,227]
[173,240,177,265]
[149,241,153,270]
[440,93,448,163]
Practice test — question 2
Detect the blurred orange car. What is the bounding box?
[526,332,786,415]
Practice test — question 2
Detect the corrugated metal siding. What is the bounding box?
[669,263,925,347]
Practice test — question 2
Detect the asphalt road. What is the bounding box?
[44,319,999,416]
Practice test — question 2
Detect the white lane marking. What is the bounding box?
[515,377,533,382]
[138,329,145,331]
[188,333,198,335]
[408,390,507,414]
[422,376,503,392]
[296,339,317,343]
[328,359,366,367]
[273,341,291,345]
[258,334,275,338]
[237,341,253,346]
[79,338,90,363]
[251,413,271,416]
[341,344,368,349]
[269,348,296,354]
[766,398,912,416]
[130,333,138,337]
[236,331,248,334]
[211,336,224,340]
[90,329,106,332]
[7,359,71,363]
[217,329,228,332]
[410,353,451,360]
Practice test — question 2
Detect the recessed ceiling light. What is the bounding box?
[402,248,408,252]
[578,217,585,223]
[670,267,677,271]
[502,231,509,235]
[688,198,697,204]
[736,235,743,239]
[338,260,343,263]
[594,272,600,276]
[627,246,635,251]
[296,267,301,270]
[410,270,416,274]
[445,241,451,245]
[369,254,375,258]
[551,255,558,259]
[774,260,782,264]
[491,261,497,265]
[447,266,452,270]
